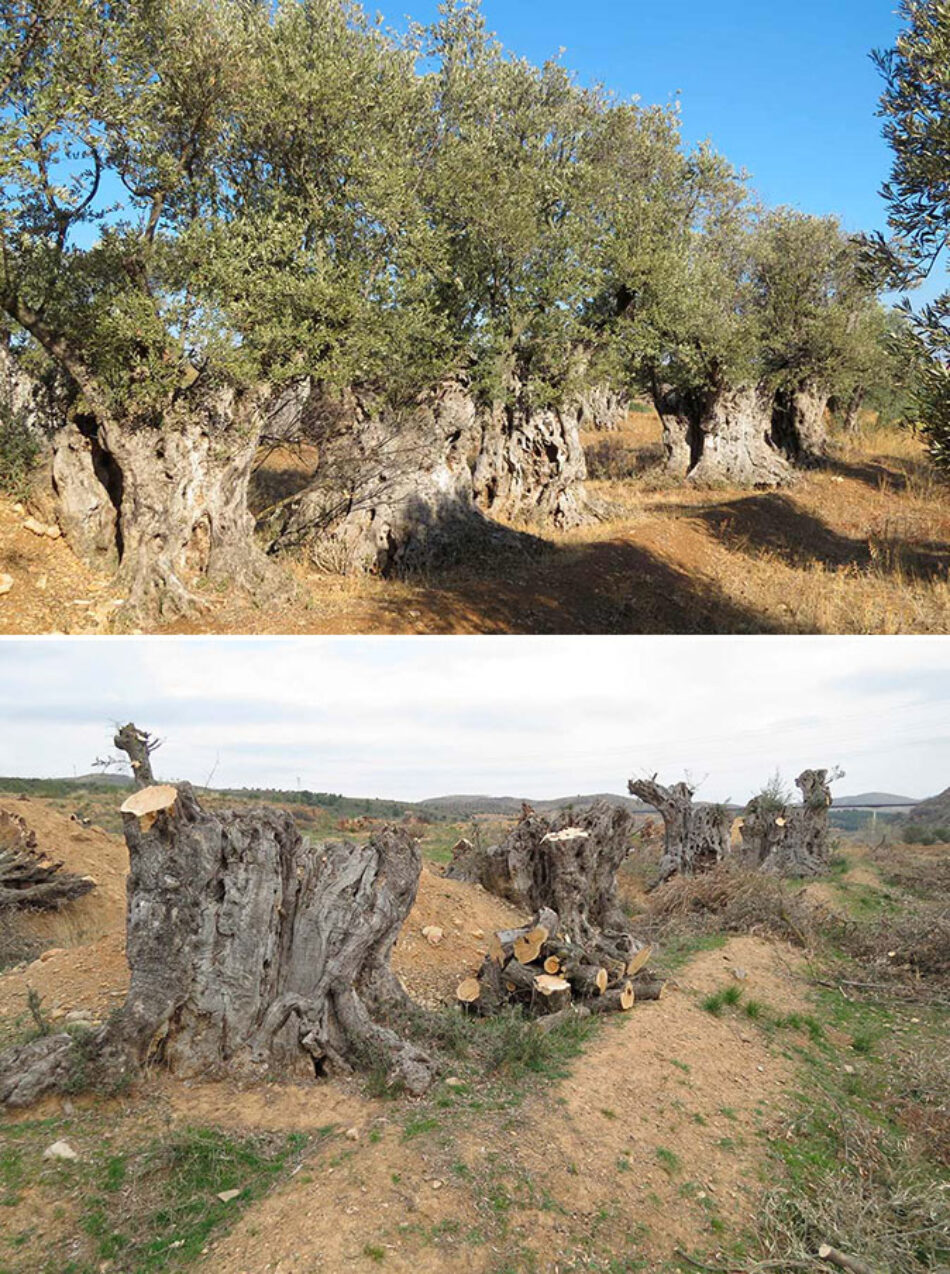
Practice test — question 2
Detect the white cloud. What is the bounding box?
[0,636,947,801]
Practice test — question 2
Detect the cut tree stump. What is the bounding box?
[628,777,731,885]
[0,757,438,1108]
[740,769,835,878]
[446,802,643,967]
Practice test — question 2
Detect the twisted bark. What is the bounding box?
[627,778,731,884]
[0,784,437,1108]
[739,769,834,877]
[445,801,640,964]
[656,384,792,487]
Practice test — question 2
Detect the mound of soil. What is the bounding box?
[0,797,127,947]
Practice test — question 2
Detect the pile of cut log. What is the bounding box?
[457,906,665,1025]
[0,808,96,910]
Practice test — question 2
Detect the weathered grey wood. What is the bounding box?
[0,777,437,1107]
[446,801,640,963]
[628,777,731,884]
[49,389,278,621]
[773,381,829,467]
[0,808,95,910]
[655,384,792,487]
[272,379,587,575]
[113,723,157,788]
[740,769,834,878]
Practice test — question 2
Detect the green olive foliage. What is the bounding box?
[874,0,950,468]
[0,0,893,436]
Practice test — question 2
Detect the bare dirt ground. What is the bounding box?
[1,414,947,634]
[0,801,891,1274]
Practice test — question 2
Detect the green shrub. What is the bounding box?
[0,401,40,500]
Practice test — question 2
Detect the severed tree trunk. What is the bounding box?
[113,722,158,788]
[655,383,792,487]
[445,801,640,965]
[772,381,830,467]
[49,388,278,622]
[739,769,834,878]
[0,780,437,1108]
[628,777,731,885]
[0,807,96,911]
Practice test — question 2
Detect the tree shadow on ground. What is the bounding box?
[825,455,913,494]
[401,533,797,634]
[660,493,950,582]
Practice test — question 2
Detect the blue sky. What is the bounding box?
[0,637,947,802]
[388,1,938,299]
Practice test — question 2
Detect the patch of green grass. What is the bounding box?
[401,1115,440,1141]
[363,1243,386,1262]
[655,1147,681,1177]
[701,985,743,1015]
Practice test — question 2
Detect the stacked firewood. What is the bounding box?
[457,906,665,1021]
[0,808,96,910]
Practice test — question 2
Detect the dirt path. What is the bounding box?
[200,936,807,1273]
[2,419,948,635]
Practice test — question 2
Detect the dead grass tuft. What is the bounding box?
[643,865,816,947]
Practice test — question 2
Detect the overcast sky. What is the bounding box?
[0,637,946,803]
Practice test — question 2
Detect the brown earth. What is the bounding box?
[0,800,826,1272]
[1,415,948,635]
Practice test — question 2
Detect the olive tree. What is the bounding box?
[873,0,950,469]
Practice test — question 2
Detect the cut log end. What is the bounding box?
[626,945,653,977]
[543,956,561,975]
[456,978,481,1005]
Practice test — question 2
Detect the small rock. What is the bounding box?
[429,1179,444,1191]
[422,926,444,947]
[40,948,66,962]
[12,502,23,513]
[470,928,485,939]
[732,967,748,982]
[22,515,53,537]
[0,574,12,596]
[445,1077,464,1089]
[65,1009,93,1023]
[35,573,48,590]
[843,1064,855,1075]
[345,1126,360,1141]
[43,1140,79,1161]
[216,1189,241,1203]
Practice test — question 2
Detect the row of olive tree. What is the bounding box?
[0,0,901,617]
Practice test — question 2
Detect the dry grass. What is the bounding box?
[642,864,817,949]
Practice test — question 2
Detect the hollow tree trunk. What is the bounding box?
[445,801,640,964]
[654,384,791,487]
[772,381,830,467]
[472,401,588,529]
[50,389,276,622]
[739,769,833,878]
[627,778,731,885]
[0,783,437,1108]
[273,380,586,575]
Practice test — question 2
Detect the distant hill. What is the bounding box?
[417,793,649,817]
[910,786,950,826]
[833,792,919,809]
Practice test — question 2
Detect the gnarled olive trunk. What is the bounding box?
[656,384,791,487]
[573,382,629,433]
[51,390,275,621]
[472,401,588,529]
[0,783,437,1108]
[628,777,731,885]
[772,381,830,466]
[274,380,586,575]
[445,801,640,964]
[739,770,834,878]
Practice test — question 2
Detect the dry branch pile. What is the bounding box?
[457,906,661,1022]
[0,807,96,911]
